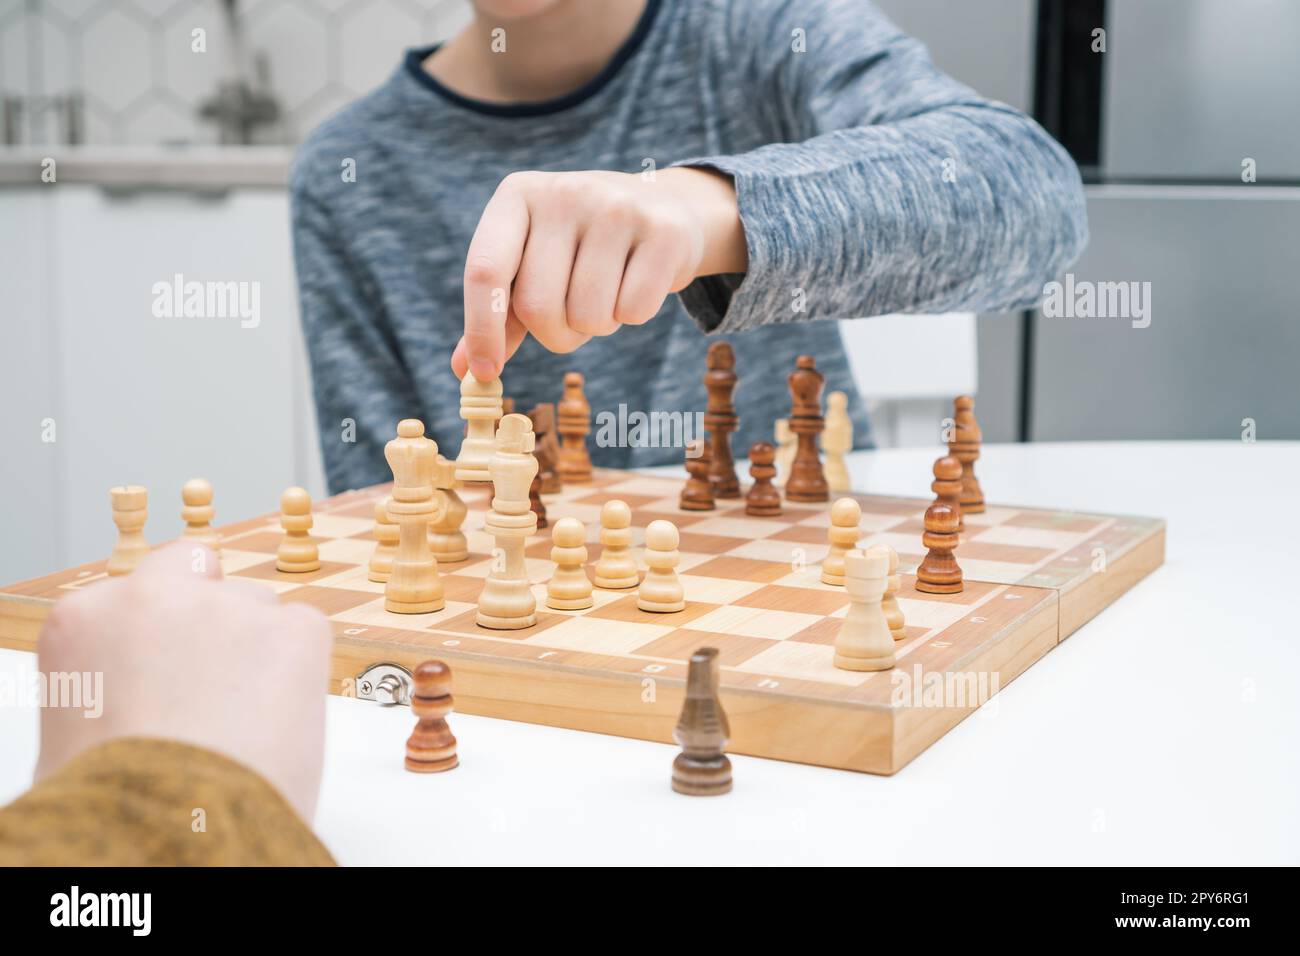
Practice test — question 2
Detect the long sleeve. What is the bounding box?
[675,0,1088,333]
[290,182,424,493]
[0,738,335,866]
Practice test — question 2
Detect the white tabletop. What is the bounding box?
[2,441,1297,865]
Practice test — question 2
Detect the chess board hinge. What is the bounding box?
[355,662,413,706]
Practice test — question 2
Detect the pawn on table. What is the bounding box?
[106,485,150,576]
[916,501,963,594]
[593,499,639,589]
[638,520,685,613]
[404,660,458,773]
[180,478,221,555]
[547,517,593,610]
[931,454,964,534]
[834,549,896,671]
[672,647,732,796]
[820,497,861,585]
[745,442,782,517]
[368,497,399,583]
[276,486,320,573]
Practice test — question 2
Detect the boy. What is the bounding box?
[291,0,1087,491]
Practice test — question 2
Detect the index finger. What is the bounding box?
[462,181,530,381]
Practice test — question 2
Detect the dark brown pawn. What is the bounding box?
[528,470,547,529]
[745,442,782,516]
[915,502,963,594]
[931,454,964,533]
[528,403,563,494]
[405,660,459,773]
[704,341,741,498]
[785,355,830,502]
[948,394,985,514]
[680,439,716,511]
[672,648,732,796]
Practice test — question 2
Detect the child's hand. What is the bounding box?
[36,542,333,821]
[452,166,746,380]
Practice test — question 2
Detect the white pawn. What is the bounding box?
[593,499,639,589]
[834,549,896,672]
[638,520,685,613]
[368,497,399,583]
[455,373,503,483]
[547,517,593,610]
[822,391,852,492]
[820,497,861,585]
[866,542,907,641]
[181,478,221,555]
[773,418,796,487]
[276,486,320,573]
[106,485,150,576]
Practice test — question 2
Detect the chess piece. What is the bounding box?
[915,501,963,594]
[106,485,149,576]
[949,395,985,515]
[368,497,400,583]
[557,371,593,482]
[834,549,896,671]
[638,520,685,612]
[672,648,732,796]
[822,391,852,492]
[180,478,220,555]
[745,442,782,516]
[276,486,321,573]
[404,660,458,773]
[820,497,861,586]
[477,413,539,629]
[528,403,563,494]
[593,499,638,589]
[429,456,468,564]
[455,373,503,483]
[785,355,829,502]
[931,454,964,533]
[384,420,444,613]
[773,418,796,488]
[680,439,715,511]
[866,543,906,641]
[528,470,548,529]
[547,517,593,610]
[703,340,740,498]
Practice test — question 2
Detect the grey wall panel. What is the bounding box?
[1030,188,1300,441]
[1104,0,1300,180]
[873,0,1036,110]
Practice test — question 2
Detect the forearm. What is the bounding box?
[676,103,1088,333]
[0,738,334,866]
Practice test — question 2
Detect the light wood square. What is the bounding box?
[523,615,674,654]
[686,605,823,641]
[685,515,790,538]
[310,514,374,539]
[736,584,851,616]
[970,524,1088,551]
[331,597,476,630]
[526,581,628,615]
[318,536,377,566]
[631,629,777,667]
[601,476,682,496]
[734,641,873,687]
[895,597,975,633]
[309,564,386,594]
[728,538,827,565]
[218,548,279,574]
[684,556,790,583]
[857,530,924,558]
[960,558,1049,585]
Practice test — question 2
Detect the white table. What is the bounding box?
[2,441,1297,865]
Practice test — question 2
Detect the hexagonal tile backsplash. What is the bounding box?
[0,0,471,145]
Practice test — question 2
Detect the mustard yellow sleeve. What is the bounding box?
[0,737,335,866]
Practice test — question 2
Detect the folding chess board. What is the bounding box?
[0,469,1164,774]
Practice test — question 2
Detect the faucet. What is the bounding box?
[197,0,282,144]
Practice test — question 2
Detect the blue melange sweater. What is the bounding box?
[291,0,1087,494]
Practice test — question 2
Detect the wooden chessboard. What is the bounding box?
[0,469,1165,775]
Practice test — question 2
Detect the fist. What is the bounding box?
[36,542,333,822]
[452,166,746,380]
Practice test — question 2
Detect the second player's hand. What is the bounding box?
[451,167,747,381]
